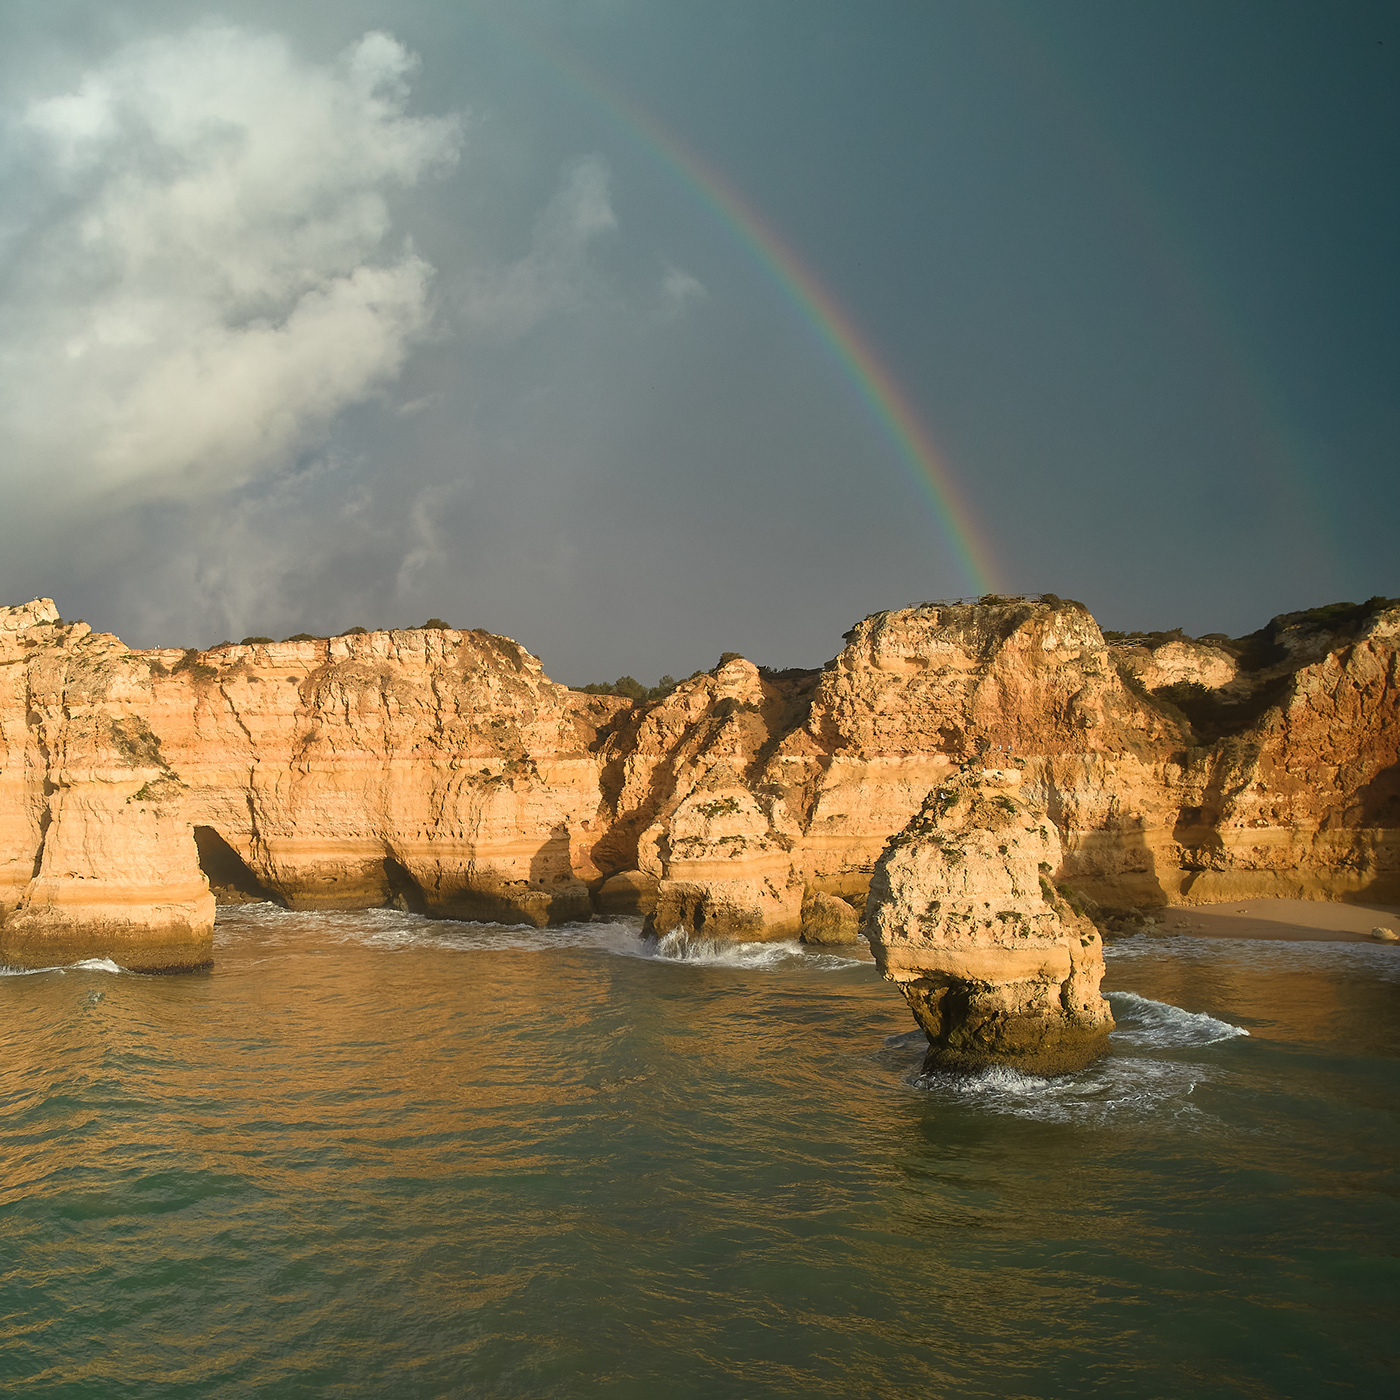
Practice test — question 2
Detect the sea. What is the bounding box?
[2,906,1397,1399]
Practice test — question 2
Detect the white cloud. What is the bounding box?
[460,154,616,336]
[0,25,462,507]
[659,263,707,317]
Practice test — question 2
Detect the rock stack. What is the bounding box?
[865,769,1114,1075]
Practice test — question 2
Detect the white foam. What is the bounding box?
[69,957,123,974]
[911,1054,1210,1125]
[639,928,866,971]
[335,919,646,958]
[1107,990,1249,1048]
[0,956,124,976]
[214,903,867,971]
[894,988,1249,1123]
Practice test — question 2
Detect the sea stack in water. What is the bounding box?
[866,769,1114,1075]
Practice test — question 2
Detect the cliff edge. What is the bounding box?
[1,593,1395,968]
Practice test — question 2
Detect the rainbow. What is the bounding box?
[510,32,1001,597]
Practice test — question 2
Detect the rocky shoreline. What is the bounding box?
[1,593,1396,1000]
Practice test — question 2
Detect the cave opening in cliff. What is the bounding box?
[193,827,283,905]
[383,856,427,915]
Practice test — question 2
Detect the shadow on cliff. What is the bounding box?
[194,827,285,906]
[1351,759,1400,905]
[529,822,573,899]
[510,821,590,923]
[1169,737,1264,899]
[1354,759,1400,828]
[383,855,427,915]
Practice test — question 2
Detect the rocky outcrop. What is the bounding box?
[0,605,629,968]
[0,593,1395,967]
[1111,637,1239,692]
[866,770,1113,1075]
[800,889,860,945]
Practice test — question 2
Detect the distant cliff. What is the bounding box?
[1,593,1395,968]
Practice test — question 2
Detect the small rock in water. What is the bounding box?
[1370,927,1399,943]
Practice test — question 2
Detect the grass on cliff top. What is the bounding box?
[1103,595,1398,662]
[570,653,823,702]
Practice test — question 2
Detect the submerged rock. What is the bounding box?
[866,769,1114,1076]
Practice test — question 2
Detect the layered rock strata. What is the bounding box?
[1,593,1395,967]
[866,770,1114,1075]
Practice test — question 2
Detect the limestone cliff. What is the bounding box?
[0,593,1395,968]
[0,605,627,968]
[865,769,1114,1075]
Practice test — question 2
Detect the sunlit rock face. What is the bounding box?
[0,593,1395,967]
[865,770,1114,1076]
[0,606,626,968]
[0,601,214,970]
[799,889,860,945]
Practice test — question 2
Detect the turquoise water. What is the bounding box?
[2,908,1397,1398]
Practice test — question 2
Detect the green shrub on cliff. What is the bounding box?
[574,673,680,701]
[170,648,218,681]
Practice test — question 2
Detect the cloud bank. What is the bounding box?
[0,25,461,512]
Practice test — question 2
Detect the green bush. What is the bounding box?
[574,672,680,701]
[170,648,218,681]
[240,636,274,645]
[1153,680,1210,707]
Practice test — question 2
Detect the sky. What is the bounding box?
[0,0,1395,685]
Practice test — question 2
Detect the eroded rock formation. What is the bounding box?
[866,769,1114,1075]
[0,592,1395,968]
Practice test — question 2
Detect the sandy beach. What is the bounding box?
[1142,897,1400,943]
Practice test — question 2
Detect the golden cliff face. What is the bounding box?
[0,594,1395,967]
[0,606,629,967]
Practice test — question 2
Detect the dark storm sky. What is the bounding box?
[0,0,1394,684]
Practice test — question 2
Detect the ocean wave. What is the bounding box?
[638,928,867,970]
[0,956,124,977]
[216,904,637,955]
[910,1054,1210,1125]
[1107,991,1249,1048]
[888,989,1248,1123]
[214,904,866,970]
